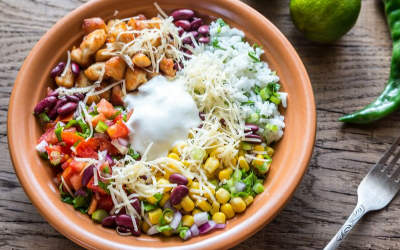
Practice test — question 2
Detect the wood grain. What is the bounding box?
[1,0,400,249]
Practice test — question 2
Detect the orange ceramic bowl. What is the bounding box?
[8,0,316,249]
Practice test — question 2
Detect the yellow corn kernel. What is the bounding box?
[182,161,190,167]
[210,201,220,215]
[182,215,194,227]
[149,208,163,224]
[211,147,224,158]
[203,186,215,199]
[212,212,226,224]
[141,220,151,233]
[173,204,182,210]
[190,182,200,200]
[238,150,246,156]
[138,196,145,201]
[187,177,193,187]
[252,154,265,168]
[243,195,254,206]
[206,144,217,154]
[171,142,188,156]
[221,203,235,219]
[230,157,237,167]
[219,169,231,181]
[196,200,212,212]
[168,152,180,161]
[266,146,274,157]
[162,230,174,237]
[146,196,157,205]
[253,145,265,152]
[238,156,250,172]
[216,188,230,204]
[180,196,195,212]
[204,157,220,173]
[155,172,164,180]
[192,208,202,216]
[157,178,172,192]
[164,167,179,180]
[159,192,170,207]
[231,197,246,213]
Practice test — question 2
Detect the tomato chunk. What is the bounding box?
[87,176,109,195]
[107,120,129,139]
[97,99,116,119]
[61,132,84,147]
[70,161,86,173]
[91,113,107,127]
[70,173,83,191]
[39,126,58,144]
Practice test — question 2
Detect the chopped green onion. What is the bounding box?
[153,193,163,206]
[273,83,281,92]
[38,151,48,159]
[130,153,140,159]
[143,201,157,212]
[65,120,77,129]
[39,113,50,122]
[98,180,110,194]
[109,110,121,120]
[95,121,109,134]
[89,106,98,116]
[213,37,226,50]
[156,225,173,233]
[254,86,260,94]
[242,142,253,151]
[55,126,64,142]
[61,196,74,205]
[159,208,174,225]
[50,151,61,165]
[216,18,228,27]
[72,140,82,148]
[252,183,265,194]
[269,95,281,105]
[265,123,278,132]
[233,169,242,181]
[226,179,235,189]
[123,114,128,122]
[179,228,189,239]
[246,113,259,124]
[248,52,260,62]
[192,148,206,161]
[260,88,270,101]
[256,179,264,184]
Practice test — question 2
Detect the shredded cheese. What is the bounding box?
[60,51,71,77]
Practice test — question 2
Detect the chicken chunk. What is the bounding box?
[55,65,75,88]
[76,70,93,88]
[84,62,105,81]
[95,48,114,62]
[71,47,93,67]
[82,17,108,36]
[125,66,147,91]
[159,58,176,77]
[105,56,127,81]
[132,53,151,68]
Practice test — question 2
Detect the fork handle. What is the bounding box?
[324,204,368,250]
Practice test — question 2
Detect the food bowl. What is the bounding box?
[8,0,316,249]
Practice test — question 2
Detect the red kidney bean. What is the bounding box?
[169,174,188,186]
[190,31,199,38]
[81,165,95,186]
[116,226,131,234]
[245,133,263,144]
[116,214,135,228]
[71,63,80,76]
[101,215,117,228]
[245,124,259,133]
[198,25,210,36]
[74,93,85,100]
[175,20,191,31]
[47,90,59,97]
[178,28,184,37]
[170,185,189,205]
[130,199,140,213]
[190,18,203,31]
[199,112,205,120]
[131,227,141,236]
[198,36,211,44]
[171,9,194,21]
[34,96,57,115]
[184,49,193,55]
[66,95,80,103]
[173,62,184,71]
[47,98,67,118]
[182,36,192,44]
[58,102,78,115]
[51,62,66,78]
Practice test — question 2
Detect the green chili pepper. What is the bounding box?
[339,0,400,124]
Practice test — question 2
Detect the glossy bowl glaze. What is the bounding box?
[8,0,316,249]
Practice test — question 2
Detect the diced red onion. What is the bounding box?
[194,212,208,227]
[198,220,217,234]
[117,137,129,147]
[169,211,182,229]
[36,140,48,153]
[105,120,115,127]
[147,225,159,235]
[215,223,226,229]
[111,139,128,155]
[88,102,96,113]
[190,224,199,237]
[74,189,88,197]
[182,229,192,240]
[106,154,113,165]
[163,200,172,209]
[235,181,246,192]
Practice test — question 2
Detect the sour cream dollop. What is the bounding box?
[124,75,201,160]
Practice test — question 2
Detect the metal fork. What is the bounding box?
[324,136,400,250]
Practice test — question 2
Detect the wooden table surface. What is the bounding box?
[1,0,400,249]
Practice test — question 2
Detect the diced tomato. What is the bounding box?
[112,113,123,123]
[75,138,119,157]
[75,145,98,159]
[87,177,109,195]
[70,161,86,173]
[61,132,84,147]
[107,120,129,139]
[39,126,58,144]
[96,138,119,155]
[70,173,83,191]
[99,162,112,175]
[91,113,107,127]
[61,158,72,170]
[97,99,117,119]
[61,166,74,192]
[97,194,113,212]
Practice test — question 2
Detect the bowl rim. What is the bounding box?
[8,0,316,249]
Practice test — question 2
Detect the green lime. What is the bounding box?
[290,0,361,44]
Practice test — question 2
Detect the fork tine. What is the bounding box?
[375,135,400,171]
[385,148,400,175]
